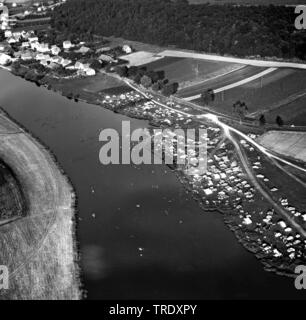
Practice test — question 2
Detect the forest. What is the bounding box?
[51,0,306,60]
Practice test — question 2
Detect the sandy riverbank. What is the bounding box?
[0,109,80,300]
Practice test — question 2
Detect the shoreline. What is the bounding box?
[0,106,81,300]
[0,66,302,296]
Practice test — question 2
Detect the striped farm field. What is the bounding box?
[258,131,306,163]
[190,68,306,121]
[178,65,264,98]
[142,57,242,89]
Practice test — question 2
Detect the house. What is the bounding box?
[43,54,51,61]
[122,45,132,54]
[204,188,213,196]
[75,61,85,70]
[51,45,61,55]
[1,20,8,30]
[30,41,38,50]
[48,62,58,69]
[278,221,287,229]
[40,59,49,67]
[96,46,111,53]
[98,54,115,63]
[63,40,73,50]
[36,43,49,53]
[84,67,95,76]
[61,59,72,67]
[50,56,63,64]
[242,217,252,225]
[36,53,46,60]
[13,51,21,58]
[0,53,11,65]
[7,37,17,44]
[21,51,33,60]
[4,30,12,38]
[76,46,90,54]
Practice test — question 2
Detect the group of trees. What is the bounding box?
[11,61,45,84]
[232,100,248,119]
[51,0,306,60]
[259,114,284,126]
[113,64,179,95]
[201,89,215,105]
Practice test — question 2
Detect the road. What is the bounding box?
[183,67,277,101]
[219,127,306,239]
[124,79,306,238]
[160,49,306,70]
[125,78,306,173]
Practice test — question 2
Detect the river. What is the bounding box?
[0,69,305,299]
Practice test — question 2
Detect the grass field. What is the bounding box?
[81,73,126,93]
[258,131,306,163]
[0,110,80,300]
[178,65,263,98]
[49,73,130,99]
[266,94,306,125]
[190,68,306,123]
[120,51,164,67]
[143,57,242,89]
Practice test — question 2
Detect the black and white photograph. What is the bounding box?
[0,0,306,305]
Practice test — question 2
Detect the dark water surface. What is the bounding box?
[0,69,305,299]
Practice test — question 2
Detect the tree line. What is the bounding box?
[51,0,306,60]
[113,65,179,95]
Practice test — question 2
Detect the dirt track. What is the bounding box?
[0,110,80,300]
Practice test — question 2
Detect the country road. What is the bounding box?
[124,78,306,238]
[225,129,306,239]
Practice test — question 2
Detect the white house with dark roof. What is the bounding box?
[63,40,73,50]
[51,45,61,55]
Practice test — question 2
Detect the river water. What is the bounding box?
[0,69,305,299]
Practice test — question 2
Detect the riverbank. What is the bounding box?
[0,109,80,300]
[10,67,306,278]
[1,68,305,299]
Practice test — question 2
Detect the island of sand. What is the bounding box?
[0,109,80,300]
